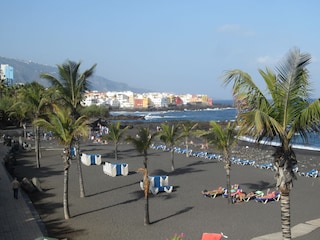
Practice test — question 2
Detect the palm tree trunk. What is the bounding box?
[115,143,118,161]
[144,194,150,226]
[143,167,150,226]
[280,192,291,239]
[171,149,175,171]
[35,126,41,168]
[62,148,71,219]
[185,136,189,157]
[226,167,231,204]
[143,154,148,169]
[76,140,85,198]
[63,168,71,219]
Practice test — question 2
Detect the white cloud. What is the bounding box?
[217,24,241,32]
[256,55,280,65]
[257,56,272,64]
[217,24,254,36]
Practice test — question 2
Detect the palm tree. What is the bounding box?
[179,121,198,157]
[126,127,158,225]
[101,122,129,161]
[34,105,89,219]
[222,48,320,239]
[0,95,16,129]
[41,60,96,197]
[158,123,182,171]
[201,121,238,204]
[11,82,50,168]
[40,60,97,118]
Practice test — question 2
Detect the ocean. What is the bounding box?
[110,105,320,151]
[111,107,237,123]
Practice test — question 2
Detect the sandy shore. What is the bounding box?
[4,125,320,240]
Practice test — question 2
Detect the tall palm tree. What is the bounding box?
[41,60,96,196]
[40,60,97,118]
[126,127,158,225]
[179,121,198,157]
[11,82,50,168]
[158,123,182,171]
[0,95,16,129]
[101,122,129,161]
[201,121,238,204]
[222,48,320,239]
[34,105,89,219]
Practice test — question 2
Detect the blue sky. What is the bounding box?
[1,1,320,100]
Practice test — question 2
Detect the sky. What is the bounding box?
[1,1,320,100]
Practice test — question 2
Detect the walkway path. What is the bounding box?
[0,144,47,240]
[252,218,320,239]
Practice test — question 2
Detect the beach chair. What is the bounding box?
[298,169,318,178]
[222,184,242,199]
[292,165,299,173]
[140,175,173,194]
[81,153,102,166]
[103,162,117,176]
[239,159,255,166]
[255,162,274,170]
[255,191,280,204]
[103,162,128,177]
[201,232,228,240]
[230,157,241,165]
[70,146,76,158]
[205,153,217,160]
[242,190,264,202]
[201,187,225,199]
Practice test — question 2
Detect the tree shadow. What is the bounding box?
[168,167,204,176]
[74,191,143,218]
[85,181,140,197]
[239,180,276,192]
[186,160,218,167]
[44,217,87,240]
[151,206,194,224]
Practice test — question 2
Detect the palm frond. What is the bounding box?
[222,69,269,112]
[126,127,156,154]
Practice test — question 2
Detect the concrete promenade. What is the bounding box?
[0,145,47,240]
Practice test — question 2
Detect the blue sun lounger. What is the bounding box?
[298,169,318,178]
[255,191,280,204]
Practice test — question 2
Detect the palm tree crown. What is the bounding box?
[158,123,182,171]
[34,104,88,220]
[126,127,157,168]
[179,121,198,157]
[222,48,320,239]
[201,121,238,204]
[40,60,96,117]
[102,122,128,160]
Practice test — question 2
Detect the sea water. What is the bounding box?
[110,107,320,151]
[111,108,236,122]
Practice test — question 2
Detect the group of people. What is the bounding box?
[201,184,260,203]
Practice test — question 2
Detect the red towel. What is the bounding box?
[201,232,222,240]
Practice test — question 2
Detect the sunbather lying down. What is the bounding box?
[201,187,225,198]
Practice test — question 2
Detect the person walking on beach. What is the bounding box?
[12,177,20,199]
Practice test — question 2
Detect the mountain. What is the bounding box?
[0,56,149,93]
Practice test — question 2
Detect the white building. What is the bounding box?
[146,92,169,107]
[0,64,14,85]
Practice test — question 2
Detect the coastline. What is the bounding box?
[108,102,234,113]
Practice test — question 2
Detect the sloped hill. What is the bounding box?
[0,56,148,93]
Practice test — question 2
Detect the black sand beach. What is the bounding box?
[4,126,320,240]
